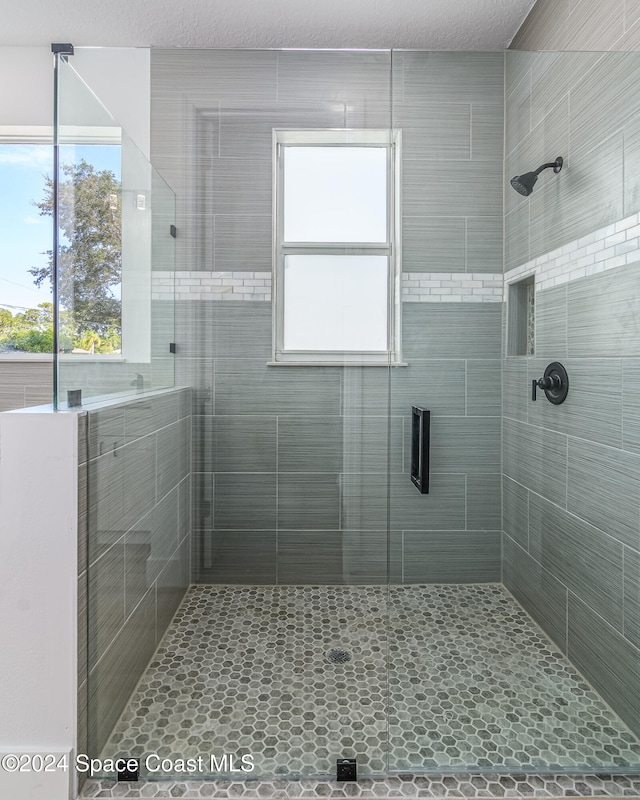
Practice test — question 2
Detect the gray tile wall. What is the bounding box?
[503,48,640,738]
[511,0,640,51]
[152,49,504,586]
[0,357,52,411]
[80,388,191,757]
[505,49,640,271]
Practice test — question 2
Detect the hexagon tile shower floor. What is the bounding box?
[96,584,640,780]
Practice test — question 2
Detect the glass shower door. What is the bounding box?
[80,46,395,785]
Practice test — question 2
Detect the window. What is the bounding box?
[272,130,401,364]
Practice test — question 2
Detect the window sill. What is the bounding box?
[266,361,408,367]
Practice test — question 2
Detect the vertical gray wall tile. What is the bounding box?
[78,574,88,687]
[428,417,501,474]
[403,304,502,360]
[278,530,388,585]
[567,436,640,550]
[528,493,624,631]
[502,359,529,423]
[530,133,624,261]
[505,70,532,160]
[277,50,391,106]
[622,359,640,453]
[391,359,466,417]
[88,587,156,756]
[176,358,214,414]
[124,394,179,443]
[88,406,125,461]
[156,537,191,638]
[505,93,568,218]
[195,530,276,584]
[401,51,504,106]
[85,390,191,758]
[503,534,568,652]
[343,416,403,474]
[466,216,503,273]
[394,102,471,160]
[196,415,277,473]
[390,472,467,531]
[568,264,640,358]
[503,477,528,550]
[503,418,567,507]
[215,360,341,416]
[467,473,502,531]
[535,284,568,359]
[504,202,530,272]
[466,360,502,416]
[341,473,388,531]
[472,105,504,162]
[527,358,622,448]
[403,530,501,583]
[278,416,343,473]
[176,301,273,360]
[278,473,340,530]
[624,546,640,651]
[567,594,640,739]
[214,473,277,529]
[623,115,640,215]
[402,217,466,272]
[403,159,503,218]
[570,53,640,159]
[214,214,272,270]
[88,540,125,669]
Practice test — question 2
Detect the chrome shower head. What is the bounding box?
[510,156,563,196]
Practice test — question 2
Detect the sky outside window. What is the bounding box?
[0,142,121,313]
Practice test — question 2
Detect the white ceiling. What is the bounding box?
[0,0,536,50]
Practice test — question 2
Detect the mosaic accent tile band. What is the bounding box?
[153,272,504,303]
[96,585,640,786]
[402,273,503,302]
[153,272,272,302]
[505,212,640,291]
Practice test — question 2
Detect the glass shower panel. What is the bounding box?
[387,47,640,775]
[84,48,393,783]
[54,56,175,409]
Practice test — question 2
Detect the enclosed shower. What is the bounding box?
[57,46,640,793]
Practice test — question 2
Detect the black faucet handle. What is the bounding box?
[531,363,569,405]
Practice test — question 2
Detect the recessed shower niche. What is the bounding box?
[507,274,535,356]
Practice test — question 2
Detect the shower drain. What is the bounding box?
[326,647,351,664]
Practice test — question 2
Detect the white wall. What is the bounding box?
[0,47,53,128]
[73,47,150,158]
[0,46,150,158]
[0,407,80,800]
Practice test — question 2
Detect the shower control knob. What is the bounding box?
[531,362,569,405]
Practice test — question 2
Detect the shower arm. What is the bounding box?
[535,159,563,176]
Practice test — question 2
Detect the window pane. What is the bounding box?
[283,147,387,242]
[283,255,388,351]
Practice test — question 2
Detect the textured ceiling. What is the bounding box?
[1,0,535,49]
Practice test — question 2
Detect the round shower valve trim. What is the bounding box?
[531,362,569,404]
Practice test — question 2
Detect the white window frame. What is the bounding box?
[271,129,402,366]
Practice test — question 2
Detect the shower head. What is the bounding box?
[510,156,563,196]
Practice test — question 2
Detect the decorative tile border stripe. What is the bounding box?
[505,212,640,290]
[81,773,640,798]
[402,273,503,302]
[152,272,505,303]
[152,272,272,302]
